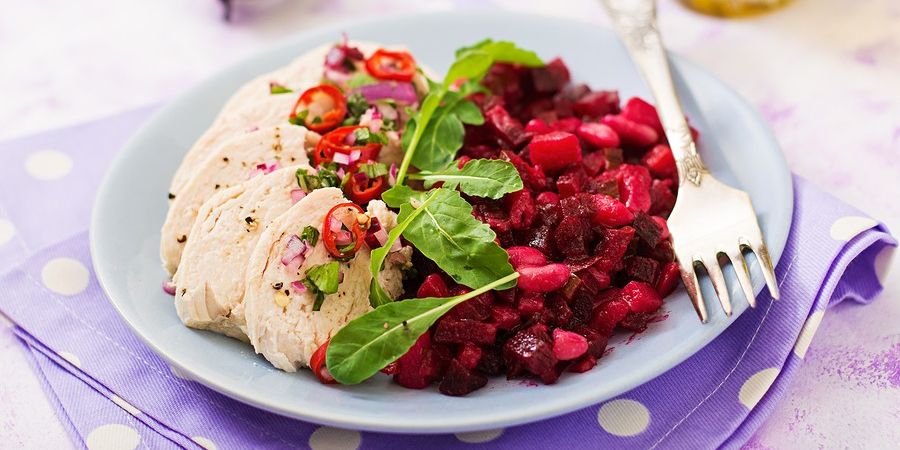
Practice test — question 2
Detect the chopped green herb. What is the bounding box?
[289,110,309,126]
[269,82,293,94]
[304,261,341,311]
[346,93,370,119]
[357,162,389,179]
[300,226,319,247]
[347,72,378,88]
[311,116,323,125]
[352,127,388,145]
[296,167,341,192]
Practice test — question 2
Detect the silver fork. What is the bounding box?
[602,0,780,322]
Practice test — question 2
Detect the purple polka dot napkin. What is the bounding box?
[0,108,895,450]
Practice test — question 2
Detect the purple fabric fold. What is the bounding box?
[0,109,895,450]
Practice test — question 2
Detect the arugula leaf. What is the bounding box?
[299,226,319,247]
[398,188,515,288]
[408,159,523,199]
[368,189,440,307]
[327,271,519,384]
[402,91,484,172]
[304,261,340,311]
[380,185,422,209]
[395,40,543,184]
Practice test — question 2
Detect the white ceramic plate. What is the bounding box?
[91,11,792,434]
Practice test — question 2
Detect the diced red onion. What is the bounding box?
[332,152,351,166]
[252,161,279,177]
[323,68,351,84]
[281,235,306,265]
[356,82,418,104]
[349,150,362,162]
[363,217,386,249]
[290,281,307,294]
[336,167,346,179]
[344,132,357,146]
[162,280,176,296]
[388,163,398,186]
[353,172,368,185]
[338,269,345,283]
[329,218,343,233]
[333,230,353,246]
[285,255,305,275]
[376,103,398,121]
[290,189,306,205]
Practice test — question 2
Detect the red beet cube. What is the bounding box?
[589,194,634,227]
[518,291,546,315]
[501,150,548,191]
[617,164,653,212]
[621,97,664,135]
[528,131,583,172]
[656,262,681,297]
[590,298,630,335]
[394,333,433,389]
[621,280,663,314]
[567,355,598,373]
[626,256,661,285]
[574,90,620,118]
[435,320,498,345]
[417,273,450,298]
[553,216,593,258]
[551,117,582,134]
[457,342,483,370]
[503,329,559,383]
[642,144,676,178]
[525,118,552,134]
[531,57,571,93]
[593,226,635,272]
[505,190,537,230]
[491,305,522,330]
[556,166,587,198]
[485,104,528,148]
[439,359,488,396]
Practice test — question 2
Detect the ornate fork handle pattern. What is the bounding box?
[602,0,707,187]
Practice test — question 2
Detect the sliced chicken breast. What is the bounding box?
[243,188,407,371]
[173,164,313,341]
[160,125,313,274]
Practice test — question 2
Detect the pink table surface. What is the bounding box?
[1,0,897,448]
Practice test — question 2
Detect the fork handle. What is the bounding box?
[601,0,707,186]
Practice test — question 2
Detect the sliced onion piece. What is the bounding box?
[162,280,176,296]
[356,82,418,104]
[290,280,307,294]
[290,189,306,205]
[281,235,306,266]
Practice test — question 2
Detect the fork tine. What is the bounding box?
[743,239,780,300]
[727,250,756,308]
[678,259,708,323]
[703,255,732,316]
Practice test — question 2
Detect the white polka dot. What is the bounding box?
[192,436,217,450]
[874,245,895,286]
[111,395,142,417]
[85,424,140,450]
[793,310,825,358]
[58,351,82,368]
[169,365,192,380]
[739,367,780,409]
[455,428,504,443]
[308,427,361,450]
[0,220,14,245]
[597,399,650,436]
[830,216,878,241]
[25,150,73,180]
[41,258,90,296]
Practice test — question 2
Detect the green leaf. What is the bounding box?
[368,189,440,306]
[327,271,519,384]
[397,188,515,289]
[346,72,378,89]
[409,92,484,172]
[409,159,523,199]
[304,261,340,311]
[269,82,293,94]
[444,51,494,90]
[300,226,319,247]
[455,39,544,67]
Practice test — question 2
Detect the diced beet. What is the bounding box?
[456,155,472,169]
[519,224,555,255]
[525,118,552,134]
[435,320,498,345]
[528,132,583,172]
[626,256,661,284]
[642,239,675,263]
[574,90,620,118]
[632,211,664,248]
[505,190,537,230]
[457,342,483,370]
[571,324,610,357]
[535,191,560,206]
[491,305,521,329]
[649,178,677,217]
[501,150,548,191]
[567,355,598,373]
[551,117,582,134]
[617,164,653,212]
[394,333,433,389]
[652,216,671,240]
[472,202,511,233]
[593,226,635,272]
[495,288,517,304]
[517,263,572,292]
[576,122,620,149]
[590,298,630,335]
[642,144,677,178]
[439,359,488,396]
[620,312,651,332]
[589,194,634,227]
[556,166,586,198]
[380,361,399,375]
[578,266,612,295]
[601,115,658,148]
[507,246,549,269]
[621,280,663,314]
[482,63,525,108]
[461,144,498,160]
[558,193,593,218]
[584,177,620,199]
[531,57,570,93]
[485,104,528,148]
[546,293,574,326]
[517,291,545,315]
[656,262,681,297]
[621,97,664,135]
[417,273,450,298]
[503,329,559,383]
[445,288,493,322]
[553,216,593,258]
[582,151,607,176]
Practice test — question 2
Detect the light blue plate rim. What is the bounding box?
[91,10,793,434]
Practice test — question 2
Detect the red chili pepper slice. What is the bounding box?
[290,85,347,133]
[365,49,417,82]
[313,125,382,167]
[309,339,337,384]
[323,202,366,259]
[346,174,386,205]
